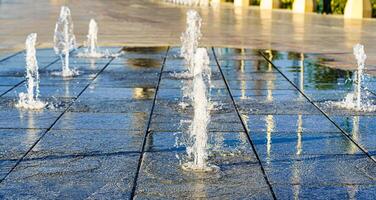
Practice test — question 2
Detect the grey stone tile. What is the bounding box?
[69,99,153,113]
[0,129,45,160]
[272,184,376,199]
[252,131,359,156]
[244,114,341,133]
[79,87,155,100]
[28,129,143,159]
[262,154,376,186]
[53,112,148,131]
[0,153,139,199]
[0,110,60,129]
[0,77,24,86]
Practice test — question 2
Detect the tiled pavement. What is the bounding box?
[0,47,375,199]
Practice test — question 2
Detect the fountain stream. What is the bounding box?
[53,6,77,77]
[182,48,217,172]
[16,33,46,110]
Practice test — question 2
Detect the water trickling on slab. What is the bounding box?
[329,44,376,112]
[16,33,46,110]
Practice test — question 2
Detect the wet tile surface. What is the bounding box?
[0,47,376,199]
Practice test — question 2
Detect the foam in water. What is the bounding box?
[77,19,121,58]
[181,10,202,75]
[182,48,218,172]
[53,6,78,77]
[330,44,376,112]
[165,0,210,6]
[16,33,46,110]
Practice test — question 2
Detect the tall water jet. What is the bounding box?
[16,33,46,110]
[182,48,217,172]
[53,6,78,77]
[181,9,202,75]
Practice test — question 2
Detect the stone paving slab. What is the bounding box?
[52,112,148,131]
[135,151,273,199]
[263,154,376,185]
[0,77,24,86]
[252,131,361,156]
[0,129,45,160]
[0,153,139,199]
[27,129,143,159]
[272,184,376,200]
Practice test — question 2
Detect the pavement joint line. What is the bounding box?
[0,47,81,98]
[211,47,278,200]
[0,151,142,163]
[259,50,376,164]
[0,51,23,63]
[129,46,170,200]
[0,43,48,63]
[0,47,118,184]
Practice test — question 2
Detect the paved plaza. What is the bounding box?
[1,0,376,199]
[0,46,375,199]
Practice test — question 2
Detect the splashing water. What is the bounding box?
[330,44,376,112]
[166,0,210,6]
[182,48,218,172]
[179,10,202,110]
[77,19,121,58]
[53,6,78,77]
[181,10,202,75]
[16,33,46,110]
[354,44,366,110]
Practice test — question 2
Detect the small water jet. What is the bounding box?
[182,48,218,172]
[330,44,376,112]
[16,33,46,110]
[84,19,100,57]
[77,19,120,58]
[53,6,78,77]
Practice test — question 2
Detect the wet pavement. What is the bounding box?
[0,47,375,199]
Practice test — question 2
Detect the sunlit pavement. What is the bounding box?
[1,0,376,71]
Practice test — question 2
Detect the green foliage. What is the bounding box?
[280,0,294,9]
[330,0,347,14]
[246,0,376,18]
[371,0,376,17]
[327,0,376,17]
[250,0,261,5]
